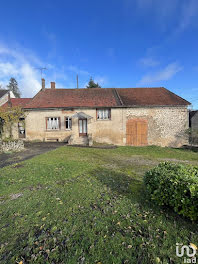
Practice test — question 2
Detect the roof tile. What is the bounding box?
[1,98,32,108]
[24,87,190,109]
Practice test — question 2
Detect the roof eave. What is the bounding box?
[23,104,190,110]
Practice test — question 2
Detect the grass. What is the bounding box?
[0,145,198,264]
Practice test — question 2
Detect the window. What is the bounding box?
[65,117,72,130]
[46,117,60,130]
[97,109,111,120]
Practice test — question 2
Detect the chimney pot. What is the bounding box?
[41,78,45,90]
[51,82,56,89]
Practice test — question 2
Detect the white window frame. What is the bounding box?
[65,117,72,130]
[46,117,60,130]
[97,109,111,120]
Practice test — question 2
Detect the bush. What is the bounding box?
[2,137,15,142]
[144,162,198,221]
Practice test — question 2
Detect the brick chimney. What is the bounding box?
[51,82,56,89]
[41,78,45,90]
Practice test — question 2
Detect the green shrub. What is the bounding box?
[2,137,15,142]
[144,162,198,221]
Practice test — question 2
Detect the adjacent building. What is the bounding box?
[0,90,15,106]
[189,110,198,145]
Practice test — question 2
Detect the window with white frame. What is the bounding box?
[65,117,72,130]
[46,117,60,130]
[97,109,111,120]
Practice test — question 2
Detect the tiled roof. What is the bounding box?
[24,87,190,109]
[1,98,32,108]
[116,87,190,106]
[0,89,8,98]
[25,88,120,108]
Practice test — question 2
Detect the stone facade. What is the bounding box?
[24,108,125,145]
[124,106,189,147]
[20,106,189,147]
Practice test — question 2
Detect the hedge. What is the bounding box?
[144,162,198,221]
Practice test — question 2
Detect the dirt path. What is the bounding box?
[0,142,66,169]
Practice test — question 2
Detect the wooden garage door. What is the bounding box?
[126,119,148,146]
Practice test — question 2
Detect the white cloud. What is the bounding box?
[135,0,179,26]
[67,65,90,76]
[139,57,159,67]
[95,76,108,87]
[0,62,19,77]
[177,0,198,32]
[0,42,108,95]
[139,62,183,84]
[132,0,198,33]
[20,64,41,95]
[0,43,41,97]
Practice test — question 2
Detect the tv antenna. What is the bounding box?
[35,67,47,79]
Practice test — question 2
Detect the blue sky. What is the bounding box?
[0,0,198,108]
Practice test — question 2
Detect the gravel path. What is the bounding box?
[0,142,66,168]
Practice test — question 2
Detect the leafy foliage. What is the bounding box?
[0,106,24,138]
[7,77,21,98]
[186,128,198,145]
[144,162,198,220]
[86,77,101,88]
[0,117,4,137]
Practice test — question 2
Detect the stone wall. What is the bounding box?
[124,106,189,147]
[24,108,125,145]
[0,140,24,153]
[18,106,189,147]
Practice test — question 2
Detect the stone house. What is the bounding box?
[0,90,15,106]
[1,80,190,147]
[11,80,189,147]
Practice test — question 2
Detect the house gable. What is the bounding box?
[0,90,16,107]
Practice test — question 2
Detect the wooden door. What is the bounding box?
[79,119,87,136]
[126,119,148,146]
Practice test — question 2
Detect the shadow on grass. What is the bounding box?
[91,167,145,202]
[182,145,198,153]
[91,167,196,228]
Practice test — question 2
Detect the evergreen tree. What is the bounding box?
[86,77,101,88]
[7,78,21,98]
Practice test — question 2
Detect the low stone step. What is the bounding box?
[72,136,89,145]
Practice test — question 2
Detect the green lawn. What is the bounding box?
[0,146,198,264]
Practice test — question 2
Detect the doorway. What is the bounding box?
[79,119,87,136]
[126,119,148,146]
